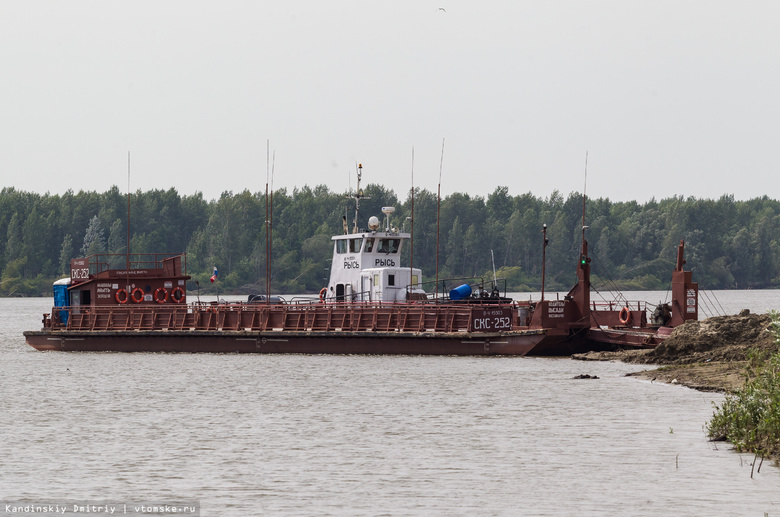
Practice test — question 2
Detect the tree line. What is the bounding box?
[2,185,779,296]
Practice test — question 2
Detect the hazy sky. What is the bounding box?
[2,1,778,203]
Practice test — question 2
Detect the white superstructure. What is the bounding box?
[327,230,425,302]
[323,164,426,302]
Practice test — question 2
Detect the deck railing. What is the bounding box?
[80,252,188,276]
[47,301,529,333]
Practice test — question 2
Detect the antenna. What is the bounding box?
[573,151,592,319]
[435,138,445,300]
[265,140,270,303]
[269,150,275,301]
[491,249,497,287]
[126,151,131,285]
[541,224,548,301]
[582,150,588,246]
[410,147,414,297]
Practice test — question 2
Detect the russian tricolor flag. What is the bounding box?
[210,266,218,283]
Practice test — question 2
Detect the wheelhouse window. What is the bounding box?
[378,238,400,253]
[364,238,375,252]
[337,238,362,253]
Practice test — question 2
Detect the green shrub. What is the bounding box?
[706,310,780,456]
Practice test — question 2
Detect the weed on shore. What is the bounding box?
[706,311,780,462]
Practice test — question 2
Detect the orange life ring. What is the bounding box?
[154,287,169,304]
[319,287,327,303]
[618,307,631,325]
[131,287,145,303]
[115,288,129,304]
[171,287,185,304]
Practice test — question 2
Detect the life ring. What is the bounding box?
[319,287,327,303]
[618,307,631,325]
[115,288,129,304]
[154,287,169,304]
[131,287,145,303]
[171,287,185,304]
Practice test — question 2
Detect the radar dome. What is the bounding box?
[368,216,380,230]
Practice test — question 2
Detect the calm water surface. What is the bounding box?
[1,293,779,516]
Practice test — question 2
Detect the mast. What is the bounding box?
[573,152,591,322]
[269,151,275,301]
[265,141,270,303]
[410,148,414,297]
[541,224,547,301]
[582,151,588,247]
[435,138,444,300]
[353,164,362,233]
[349,164,370,234]
[126,151,131,292]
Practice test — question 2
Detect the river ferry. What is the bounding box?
[24,170,698,355]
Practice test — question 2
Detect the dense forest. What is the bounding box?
[2,185,779,297]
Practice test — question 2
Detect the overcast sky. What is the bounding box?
[1,1,778,203]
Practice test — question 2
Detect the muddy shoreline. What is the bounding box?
[573,310,777,392]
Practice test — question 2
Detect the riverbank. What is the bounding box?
[574,310,778,392]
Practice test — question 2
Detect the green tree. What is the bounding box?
[81,215,106,256]
[5,212,22,266]
[59,234,74,276]
[107,218,126,268]
[21,206,46,277]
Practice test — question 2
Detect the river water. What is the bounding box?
[1,292,778,516]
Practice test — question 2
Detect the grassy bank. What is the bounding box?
[705,312,780,459]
